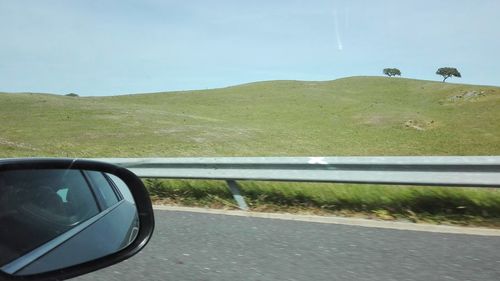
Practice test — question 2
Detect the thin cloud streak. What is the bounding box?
[333,9,343,51]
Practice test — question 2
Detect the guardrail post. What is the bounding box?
[226,180,249,211]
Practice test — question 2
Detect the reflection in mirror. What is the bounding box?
[0,169,139,276]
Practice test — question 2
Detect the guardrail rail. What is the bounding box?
[94,156,500,210]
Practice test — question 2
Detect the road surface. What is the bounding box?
[73,209,500,281]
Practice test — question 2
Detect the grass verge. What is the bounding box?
[144,179,500,228]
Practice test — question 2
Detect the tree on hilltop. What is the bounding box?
[436,67,461,82]
[383,68,401,77]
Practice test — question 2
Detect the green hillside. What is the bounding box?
[1,76,500,157]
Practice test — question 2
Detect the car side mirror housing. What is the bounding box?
[0,158,154,281]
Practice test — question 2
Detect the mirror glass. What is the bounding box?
[0,169,139,276]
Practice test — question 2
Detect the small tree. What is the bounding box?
[383,68,401,77]
[436,67,461,82]
[65,93,79,97]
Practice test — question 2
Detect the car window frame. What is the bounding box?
[103,173,124,201]
[82,171,122,211]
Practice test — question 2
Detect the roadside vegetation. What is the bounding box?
[1,76,499,226]
[145,179,500,227]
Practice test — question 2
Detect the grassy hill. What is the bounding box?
[2,76,500,226]
[1,76,500,157]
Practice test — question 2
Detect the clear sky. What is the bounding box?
[1,0,499,96]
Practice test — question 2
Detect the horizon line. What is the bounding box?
[1,75,497,97]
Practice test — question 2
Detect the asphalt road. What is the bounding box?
[73,210,500,281]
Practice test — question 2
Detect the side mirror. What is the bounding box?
[0,159,154,281]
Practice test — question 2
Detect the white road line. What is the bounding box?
[153,205,500,236]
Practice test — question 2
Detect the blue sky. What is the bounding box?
[1,0,499,96]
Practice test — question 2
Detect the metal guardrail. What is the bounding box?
[94,157,500,210]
